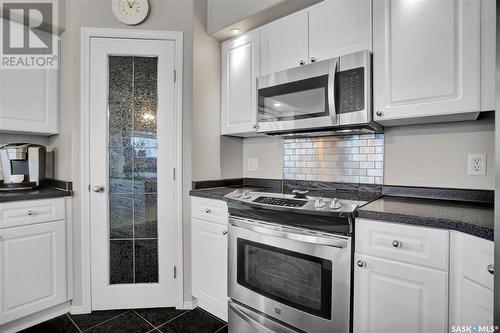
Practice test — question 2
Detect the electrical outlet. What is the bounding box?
[247,158,259,171]
[468,153,486,176]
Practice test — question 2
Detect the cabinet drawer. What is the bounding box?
[191,197,228,225]
[355,219,449,271]
[0,198,65,229]
[463,234,494,290]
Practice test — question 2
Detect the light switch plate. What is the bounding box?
[468,153,486,176]
[247,158,259,171]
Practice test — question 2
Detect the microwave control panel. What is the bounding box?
[337,67,364,114]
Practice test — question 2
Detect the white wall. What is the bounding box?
[242,136,282,179]
[384,114,495,190]
[50,0,196,308]
[239,116,495,190]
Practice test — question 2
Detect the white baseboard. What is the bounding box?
[0,302,70,333]
[69,303,91,315]
[178,298,198,310]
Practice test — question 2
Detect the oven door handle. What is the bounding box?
[229,218,349,249]
[328,58,339,124]
[230,301,300,333]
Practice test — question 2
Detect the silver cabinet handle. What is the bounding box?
[92,185,105,193]
[311,57,317,63]
[205,208,211,214]
[488,264,494,275]
[376,111,383,117]
[252,124,257,129]
[27,210,34,216]
[357,260,365,267]
[222,230,228,235]
[299,59,305,66]
[392,240,401,248]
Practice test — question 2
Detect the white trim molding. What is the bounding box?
[78,27,184,314]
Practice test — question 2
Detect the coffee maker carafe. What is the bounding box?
[0,143,46,190]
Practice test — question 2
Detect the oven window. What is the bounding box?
[237,239,332,319]
[258,75,330,122]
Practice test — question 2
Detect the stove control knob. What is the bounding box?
[243,192,252,200]
[330,198,342,210]
[314,198,326,209]
[233,190,242,198]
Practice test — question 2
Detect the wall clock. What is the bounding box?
[112,0,149,25]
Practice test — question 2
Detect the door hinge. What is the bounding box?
[173,168,176,181]
[174,266,177,279]
[174,70,177,83]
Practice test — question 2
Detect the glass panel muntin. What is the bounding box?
[107,55,159,284]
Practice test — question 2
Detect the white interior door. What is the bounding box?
[89,37,177,309]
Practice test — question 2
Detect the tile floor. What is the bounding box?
[20,307,227,333]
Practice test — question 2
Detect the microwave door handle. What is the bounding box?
[328,58,338,124]
[230,302,299,333]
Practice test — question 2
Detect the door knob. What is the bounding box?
[392,240,401,248]
[92,185,105,193]
[488,264,494,275]
[356,260,365,268]
[376,111,383,117]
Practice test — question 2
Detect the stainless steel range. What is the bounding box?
[225,189,377,333]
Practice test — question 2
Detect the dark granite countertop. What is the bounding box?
[357,196,494,241]
[0,187,73,202]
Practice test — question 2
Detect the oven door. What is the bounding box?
[228,217,351,333]
[257,58,339,134]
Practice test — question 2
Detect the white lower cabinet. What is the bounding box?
[191,197,228,321]
[449,231,494,328]
[355,219,495,333]
[354,254,448,333]
[0,198,71,329]
[354,219,449,333]
[0,220,67,325]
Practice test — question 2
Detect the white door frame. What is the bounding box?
[76,27,184,314]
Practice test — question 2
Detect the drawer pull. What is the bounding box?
[356,260,365,268]
[205,208,212,214]
[222,230,228,235]
[27,210,34,216]
[487,264,494,275]
[392,240,401,248]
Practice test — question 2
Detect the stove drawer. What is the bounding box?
[191,197,228,225]
[355,218,449,271]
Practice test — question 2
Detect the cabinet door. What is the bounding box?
[354,254,448,333]
[373,0,481,125]
[0,28,59,135]
[192,218,228,321]
[0,220,67,324]
[260,11,308,76]
[309,0,371,61]
[461,278,493,327]
[221,30,260,136]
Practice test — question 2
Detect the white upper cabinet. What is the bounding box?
[260,11,309,76]
[0,20,59,135]
[221,29,260,136]
[309,0,371,62]
[373,0,495,126]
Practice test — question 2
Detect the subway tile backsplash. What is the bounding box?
[283,134,384,184]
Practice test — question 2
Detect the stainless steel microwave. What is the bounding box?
[257,50,381,135]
